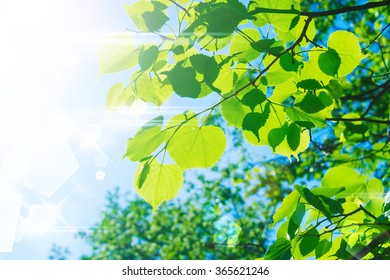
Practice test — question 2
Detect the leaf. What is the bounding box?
[327,80,343,99]
[271,190,300,226]
[134,160,183,210]
[164,62,201,98]
[124,116,166,161]
[318,195,344,215]
[142,9,169,32]
[137,160,151,189]
[166,115,226,169]
[285,107,326,128]
[316,239,332,258]
[288,203,305,239]
[134,73,173,106]
[192,0,249,38]
[250,39,285,56]
[106,83,135,109]
[287,123,301,151]
[229,28,261,61]
[279,52,302,72]
[318,48,341,77]
[321,166,366,198]
[264,238,292,260]
[268,124,287,151]
[299,227,319,256]
[241,89,266,112]
[98,33,137,74]
[250,0,300,32]
[296,79,323,91]
[189,54,220,86]
[327,30,365,76]
[242,103,271,142]
[139,45,159,71]
[295,94,326,114]
[289,15,300,30]
[295,185,332,219]
[123,0,168,32]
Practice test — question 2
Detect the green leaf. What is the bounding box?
[279,53,302,72]
[142,9,169,32]
[134,73,173,106]
[242,103,270,142]
[318,48,341,77]
[164,62,201,98]
[124,116,166,161]
[229,28,261,62]
[289,15,300,30]
[272,190,300,226]
[189,54,220,86]
[250,39,285,56]
[139,45,159,71]
[316,239,332,258]
[327,30,365,76]
[134,160,183,210]
[296,79,323,90]
[295,94,326,114]
[241,89,266,112]
[191,0,249,38]
[288,203,305,239]
[137,160,151,189]
[295,185,332,219]
[285,107,326,128]
[327,80,343,99]
[299,227,319,256]
[166,115,226,169]
[106,83,135,109]
[268,124,287,151]
[98,33,137,74]
[264,238,292,260]
[321,166,366,198]
[318,195,344,215]
[287,123,301,151]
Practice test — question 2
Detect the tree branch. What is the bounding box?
[249,1,390,18]
[326,117,390,125]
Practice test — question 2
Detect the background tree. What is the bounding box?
[90,0,390,259]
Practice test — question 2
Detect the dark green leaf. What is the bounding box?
[142,10,169,32]
[289,15,300,30]
[316,239,332,258]
[295,185,332,219]
[241,89,266,111]
[164,62,201,98]
[327,80,343,99]
[280,53,302,72]
[268,124,287,150]
[242,103,270,141]
[139,45,159,71]
[335,239,354,259]
[288,203,305,239]
[138,161,151,189]
[318,91,333,107]
[296,79,323,90]
[318,195,344,215]
[318,48,341,77]
[287,122,301,151]
[264,238,292,260]
[295,94,326,114]
[190,54,220,85]
[299,227,319,256]
[250,39,284,56]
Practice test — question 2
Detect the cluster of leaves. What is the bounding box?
[98,0,390,259]
[64,128,296,260]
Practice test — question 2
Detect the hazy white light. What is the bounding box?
[94,153,109,168]
[25,205,57,234]
[0,189,23,252]
[95,170,106,181]
[81,124,103,149]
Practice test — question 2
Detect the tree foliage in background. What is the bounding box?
[95,0,390,259]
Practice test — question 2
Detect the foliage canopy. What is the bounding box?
[97,0,390,259]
